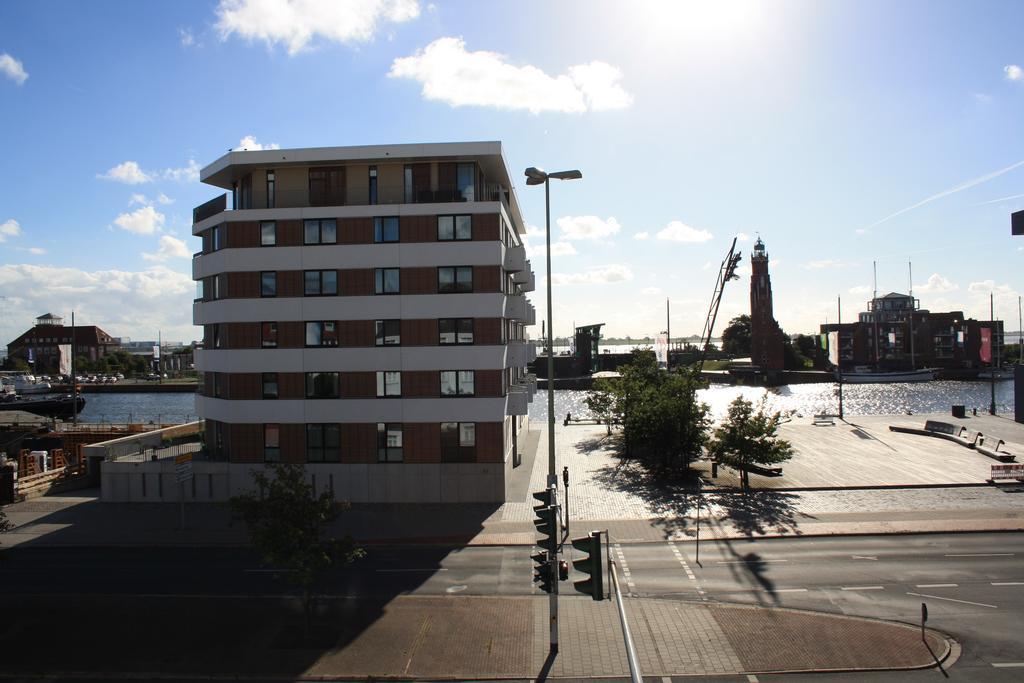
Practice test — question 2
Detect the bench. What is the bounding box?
[977,436,1016,463]
[744,463,783,477]
[923,420,978,449]
[812,414,835,427]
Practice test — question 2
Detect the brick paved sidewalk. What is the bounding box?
[0,593,952,678]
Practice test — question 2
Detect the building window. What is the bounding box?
[305,372,340,398]
[261,322,278,348]
[260,221,276,246]
[264,424,280,462]
[439,318,473,345]
[212,225,222,251]
[307,424,341,463]
[304,218,337,245]
[262,373,278,399]
[441,422,476,462]
[212,324,223,349]
[260,271,277,297]
[309,167,345,206]
[375,319,400,346]
[368,166,378,205]
[374,216,399,243]
[304,270,338,296]
[195,280,204,301]
[440,370,475,396]
[377,423,403,462]
[376,371,402,397]
[305,321,338,347]
[266,170,275,209]
[438,266,473,293]
[457,162,475,202]
[438,215,472,241]
[375,268,400,294]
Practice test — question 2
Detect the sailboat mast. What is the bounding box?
[908,261,915,370]
[873,261,880,365]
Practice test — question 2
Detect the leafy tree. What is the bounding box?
[230,464,363,633]
[794,334,817,360]
[720,315,752,355]
[587,350,710,473]
[708,396,794,491]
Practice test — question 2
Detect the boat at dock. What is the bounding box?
[838,367,936,383]
[0,392,86,418]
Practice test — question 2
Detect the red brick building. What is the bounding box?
[6,313,119,374]
[749,238,785,370]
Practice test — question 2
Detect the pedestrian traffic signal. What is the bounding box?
[532,488,553,511]
[572,531,604,600]
[532,550,553,593]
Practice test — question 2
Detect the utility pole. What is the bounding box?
[666,298,671,365]
[71,311,77,425]
[837,296,844,419]
[990,293,996,415]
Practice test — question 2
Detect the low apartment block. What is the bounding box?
[191,142,537,503]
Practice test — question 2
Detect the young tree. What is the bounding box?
[708,396,794,490]
[720,315,752,355]
[230,464,363,634]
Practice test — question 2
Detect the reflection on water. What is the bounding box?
[529,380,1017,423]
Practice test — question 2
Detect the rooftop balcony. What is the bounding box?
[513,264,535,292]
[503,245,526,272]
[506,294,527,321]
[507,385,529,416]
[193,183,510,224]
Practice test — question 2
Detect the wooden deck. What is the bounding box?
[700,412,1024,490]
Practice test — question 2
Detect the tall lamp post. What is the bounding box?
[525,165,581,655]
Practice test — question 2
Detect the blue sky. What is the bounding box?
[1,0,1022,345]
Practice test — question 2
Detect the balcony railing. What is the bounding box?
[193,183,509,223]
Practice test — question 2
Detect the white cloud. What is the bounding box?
[1005,64,1023,82]
[0,219,22,242]
[804,259,847,270]
[157,192,174,205]
[641,286,662,296]
[216,0,420,55]
[557,215,621,240]
[162,159,201,183]
[180,27,195,47]
[973,92,993,103]
[233,135,280,151]
[388,37,631,114]
[99,161,153,184]
[656,220,713,243]
[525,223,544,238]
[23,247,45,255]
[0,53,28,85]
[142,235,192,262]
[633,231,649,240]
[525,240,577,259]
[736,232,751,242]
[0,264,197,342]
[112,206,165,235]
[701,261,712,270]
[552,264,633,285]
[915,273,958,293]
[132,192,176,206]
[849,285,872,295]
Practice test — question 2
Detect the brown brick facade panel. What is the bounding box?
[226,373,261,400]
[342,423,377,463]
[475,265,502,293]
[226,323,262,349]
[471,213,500,241]
[475,318,502,345]
[277,271,303,298]
[402,267,437,295]
[228,423,263,463]
[280,423,305,463]
[278,220,303,247]
[227,272,259,299]
[227,221,260,249]
[339,320,375,347]
[341,372,376,398]
[474,370,503,397]
[340,269,374,296]
[475,422,504,463]
[401,215,434,243]
[279,321,305,348]
[403,371,438,398]
[340,217,373,244]
[404,423,441,463]
[278,373,304,399]
[402,318,438,346]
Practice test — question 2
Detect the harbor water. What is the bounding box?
[65,380,1015,425]
[529,380,1017,424]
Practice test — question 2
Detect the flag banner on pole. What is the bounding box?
[654,333,668,368]
[957,330,965,345]
[58,345,71,376]
[888,332,896,345]
[828,331,839,366]
[820,334,827,350]
[980,327,992,363]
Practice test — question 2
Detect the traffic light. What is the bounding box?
[572,531,604,601]
[534,505,558,554]
[532,550,553,593]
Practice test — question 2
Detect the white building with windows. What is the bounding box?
[191,142,537,503]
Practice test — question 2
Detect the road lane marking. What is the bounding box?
[944,553,1014,557]
[613,543,635,593]
[668,542,707,602]
[916,583,957,588]
[774,588,808,593]
[747,675,760,682]
[907,592,997,608]
[841,586,884,591]
[991,582,1024,586]
[992,663,1024,668]
[851,555,878,561]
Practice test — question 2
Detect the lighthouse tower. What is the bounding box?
[749,237,785,370]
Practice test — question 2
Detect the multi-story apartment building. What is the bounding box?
[191,142,537,503]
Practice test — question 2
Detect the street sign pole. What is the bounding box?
[920,602,928,642]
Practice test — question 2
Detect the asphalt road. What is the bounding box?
[3,532,1023,680]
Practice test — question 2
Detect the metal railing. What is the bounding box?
[193,184,509,222]
[610,558,642,683]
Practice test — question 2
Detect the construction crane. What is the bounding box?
[696,237,743,372]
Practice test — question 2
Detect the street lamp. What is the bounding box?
[524,166,582,488]
[525,165,581,656]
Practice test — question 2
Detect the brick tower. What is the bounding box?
[749,237,785,370]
